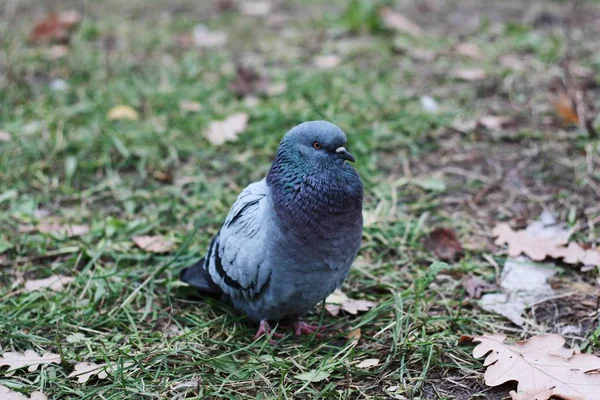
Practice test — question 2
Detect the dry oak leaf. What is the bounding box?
[356,359,380,369]
[229,65,270,97]
[68,361,134,384]
[313,55,341,69]
[463,275,497,299]
[423,227,463,261]
[132,235,175,253]
[37,222,89,237]
[239,1,272,17]
[473,333,600,400]
[24,275,74,293]
[192,25,227,48]
[107,105,138,121]
[0,350,61,377]
[455,42,482,59]
[0,385,47,400]
[205,113,249,145]
[479,115,511,130]
[510,387,556,400]
[30,10,81,43]
[492,223,565,261]
[325,289,377,316]
[551,92,579,125]
[379,7,422,36]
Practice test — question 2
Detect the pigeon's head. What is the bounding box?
[280,120,355,166]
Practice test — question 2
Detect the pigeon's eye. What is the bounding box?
[312,142,322,150]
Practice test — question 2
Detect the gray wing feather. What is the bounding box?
[207,179,271,299]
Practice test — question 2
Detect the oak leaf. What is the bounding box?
[132,235,175,253]
[423,227,463,261]
[325,289,377,316]
[473,333,600,400]
[0,385,47,400]
[24,275,74,293]
[68,361,133,384]
[205,113,249,145]
[0,350,61,376]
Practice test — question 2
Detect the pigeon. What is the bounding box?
[180,121,363,338]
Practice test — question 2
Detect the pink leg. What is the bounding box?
[253,320,283,341]
[294,321,325,337]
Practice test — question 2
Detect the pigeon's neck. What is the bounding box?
[266,146,363,241]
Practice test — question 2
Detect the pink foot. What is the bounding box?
[253,320,284,341]
[294,321,325,337]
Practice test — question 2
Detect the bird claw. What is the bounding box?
[294,321,325,337]
[253,320,283,342]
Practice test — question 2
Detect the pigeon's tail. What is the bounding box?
[180,258,222,296]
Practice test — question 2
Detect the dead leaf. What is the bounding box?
[551,91,579,125]
[313,55,341,69]
[229,65,270,97]
[179,100,202,112]
[455,42,481,59]
[473,333,600,400]
[0,350,61,376]
[479,257,557,326]
[325,289,377,316]
[379,7,422,36]
[68,361,133,384]
[107,105,138,121]
[423,227,463,261]
[205,112,249,145]
[0,130,11,142]
[192,25,227,48]
[463,275,498,299]
[36,222,89,236]
[453,68,487,81]
[478,116,511,130]
[346,328,361,342]
[356,358,379,369]
[30,10,81,43]
[240,1,272,17]
[24,275,74,293]
[132,235,175,253]
[493,213,599,268]
[0,385,47,400]
[509,387,555,400]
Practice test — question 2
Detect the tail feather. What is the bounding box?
[180,258,222,295]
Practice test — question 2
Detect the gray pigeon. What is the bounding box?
[180,121,363,338]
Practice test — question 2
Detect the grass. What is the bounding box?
[1,0,599,398]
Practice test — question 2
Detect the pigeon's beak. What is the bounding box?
[335,146,355,163]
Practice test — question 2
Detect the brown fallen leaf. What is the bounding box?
[379,7,422,36]
[30,10,81,43]
[473,333,600,400]
[24,275,75,293]
[463,275,497,299]
[68,361,133,384]
[0,350,61,377]
[132,235,175,254]
[356,358,379,369]
[500,54,528,72]
[229,65,270,98]
[453,68,487,81]
[346,328,361,342]
[509,387,555,400]
[0,385,47,400]
[239,1,272,17]
[478,115,511,130]
[423,227,463,261]
[313,55,341,69]
[455,42,482,59]
[36,222,89,237]
[325,289,377,316]
[108,105,138,121]
[205,113,249,145]
[493,220,599,267]
[551,91,579,125]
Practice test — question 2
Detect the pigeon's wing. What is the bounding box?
[205,179,272,299]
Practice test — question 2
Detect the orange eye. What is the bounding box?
[313,142,322,150]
